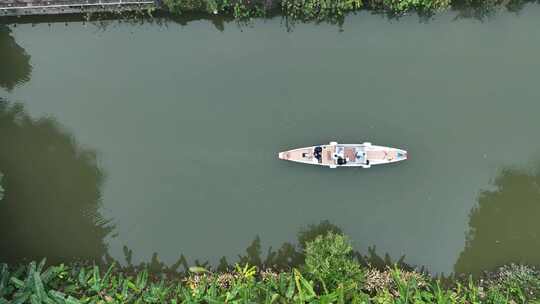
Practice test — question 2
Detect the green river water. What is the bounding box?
[1,8,540,275]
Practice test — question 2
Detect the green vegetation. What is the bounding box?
[304,232,363,292]
[162,0,268,19]
[2,232,540,303]
[161,0,367,20]
[159,0,521,21]
[281,0,362,22]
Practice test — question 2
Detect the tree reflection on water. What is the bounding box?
[0,100,410,271]
[115,220,413,274]
[0,98,114,264]
[455,167,540,276]
[0,26,32,91]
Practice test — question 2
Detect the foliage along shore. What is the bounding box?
[160,0,528,22]
[2,232,540,303]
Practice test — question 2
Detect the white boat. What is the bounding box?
[278,142,407,168]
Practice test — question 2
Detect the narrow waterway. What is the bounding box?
[1,7,540,275]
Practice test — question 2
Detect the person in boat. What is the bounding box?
[313,146,323,163]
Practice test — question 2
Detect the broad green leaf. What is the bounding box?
[40,266,57,284]
[27,261,36,281]
[102,263,115,285]
[37,259,47,273]
[49,290,67,301]
[10,277,25,289]
[78,268,86,286]
[91,265,100,291]
[33,270,46,302]
[30,294,40,304]
[285,275,295,299]
[188,267,209,274]
[65,295,82,304]
[11,291,30,304]
[136,270,148,290]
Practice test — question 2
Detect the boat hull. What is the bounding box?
[278,142,407,168]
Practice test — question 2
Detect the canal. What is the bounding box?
[1,7,540,276]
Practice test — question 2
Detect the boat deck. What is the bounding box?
[321,146,335,166]
[366,150,399,162]
[279,145,336,166]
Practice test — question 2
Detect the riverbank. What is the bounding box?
[160,0,535,22]
[1,233,540,303]
[0,0,534,22]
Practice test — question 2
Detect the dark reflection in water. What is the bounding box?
[0,26,32,91]
[455,167,540,276]
[0,98,114,264]
[116,220,413,274]
[0,103,410,271]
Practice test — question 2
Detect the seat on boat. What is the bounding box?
[344,147,356,161]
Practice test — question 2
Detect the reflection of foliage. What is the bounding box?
[455,168,540,276]
[0,99,113,264]
[357,246,413,271]
[233,220,412,273]
[119,245,189,274]
[0,26,32,91]
[118,220,409,275]
[298,220,343,250]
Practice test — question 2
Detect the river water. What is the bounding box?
[1,7,540,275]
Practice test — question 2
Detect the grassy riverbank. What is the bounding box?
[2,233,540,303]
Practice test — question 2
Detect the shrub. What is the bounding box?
[162,0,214,14]
[380,0,449,12]
[281,0,362,21]
[303,232,364,292]
[483,264,540,302]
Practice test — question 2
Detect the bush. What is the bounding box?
[303,232,364,292]
[162,0,211,14]
[380,0,449,12]
[281,0,362,21]
[162,0,266,17]
[484,264,540,302]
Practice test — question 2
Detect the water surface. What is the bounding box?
[1,8,540,275]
